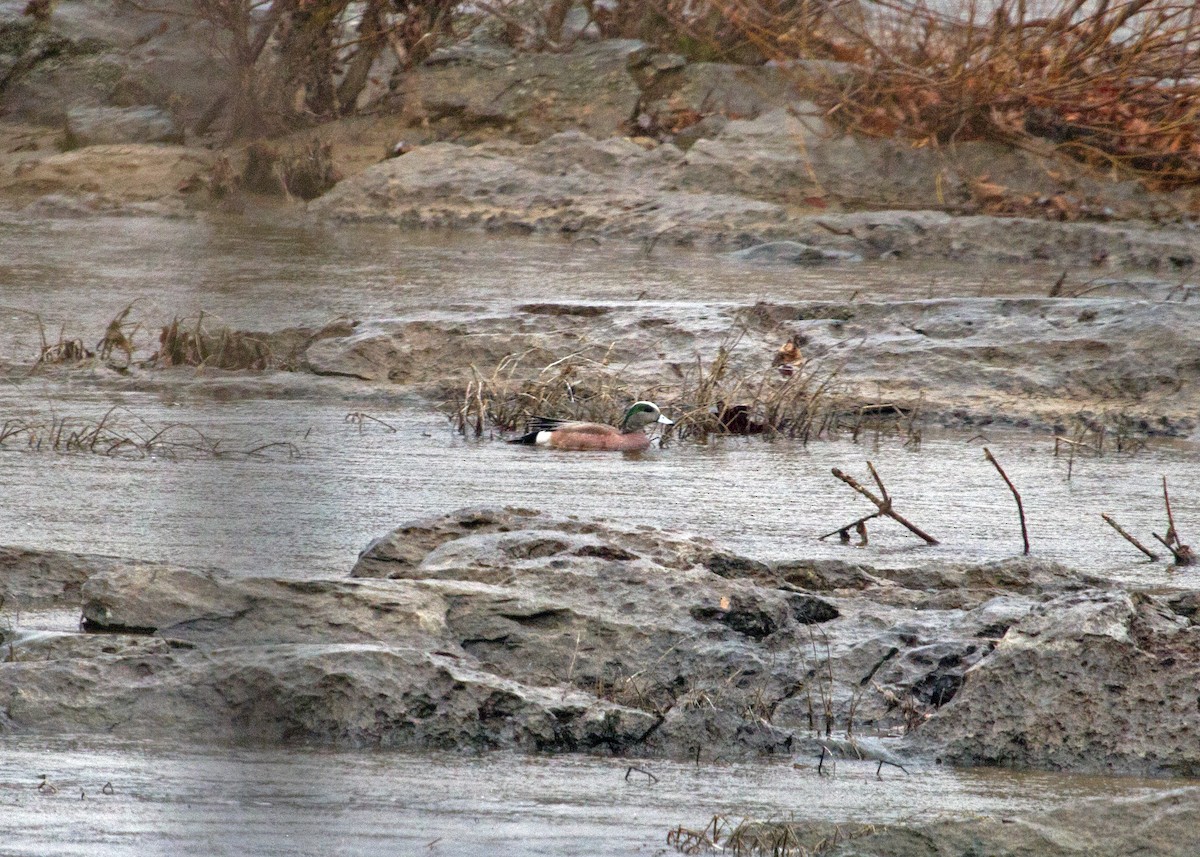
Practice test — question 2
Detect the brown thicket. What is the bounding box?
[188,0,1200,189]
[807,0,1200,188]
[193,0,457,140]
[527,0,1200,188]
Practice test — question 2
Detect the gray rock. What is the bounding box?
[66,105,182,146]
[0,0,227,129]
[313,127,1200,271]
[5,509,1199,773]
[906,589,1200,776]
[639,62,811,128]
[0,546,101,609]
[732,240,862,264]
[0,641,658,750]
[408,39,645,141]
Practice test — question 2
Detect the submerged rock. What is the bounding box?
[731,240,862,264]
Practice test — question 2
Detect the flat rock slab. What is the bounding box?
[286,290,1200,433]
[312,118,1200,270]
[906,589,1200,776]
[0,144,212,210]
[0,546,199,610]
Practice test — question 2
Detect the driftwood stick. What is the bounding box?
[867,461,890,501]
[818,511,881,541]
[984,448,1030,555]
[1101,513,1159,560]
[830,465,939,545]
[1154,532,1197,567]
[1160,476,1196,566]
[1163,476,1181,546]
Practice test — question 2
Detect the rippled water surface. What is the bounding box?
[1,216,1195,582]
[1,215,1198,853]
[0,736,1174,857]
[1,390,1197,584]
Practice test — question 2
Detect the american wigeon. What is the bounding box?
[509,401,674,451]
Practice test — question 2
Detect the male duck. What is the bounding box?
[510,401,674,451]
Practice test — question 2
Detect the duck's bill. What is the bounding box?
[657,415,675,425]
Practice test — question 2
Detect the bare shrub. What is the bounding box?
[240,139,341,199]
[812,0,1200,188]
[192,0,460,140]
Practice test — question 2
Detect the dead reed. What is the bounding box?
[0,407,299,460]
[34,317,92,366]
[668,814,877,856]
[26,303,275,373]
[154,312,272,370]
[445,331,922,446]
[1054,411,1151,479]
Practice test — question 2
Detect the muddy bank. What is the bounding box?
[38,284,1188,436]
[719,788,1200,857]
[2,507,1198,777]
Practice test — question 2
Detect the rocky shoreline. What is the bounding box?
[3,505,1198,778]
[4,6,1200,269]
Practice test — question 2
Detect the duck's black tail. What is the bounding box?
[507,416,565,444]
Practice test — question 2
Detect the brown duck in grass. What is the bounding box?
[509,401,674,451]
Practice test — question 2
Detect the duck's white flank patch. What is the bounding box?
[536,431,554,445]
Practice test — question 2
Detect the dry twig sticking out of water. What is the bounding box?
[1101,476,1195,566]
[984,447,1030,556]
[823,462,939,546]
[345,412,398,433]
[1101,513,1160,561]
[1154,476,1195,566]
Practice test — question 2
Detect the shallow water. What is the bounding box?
[0,214,1065,361]
[1,215,1198,852]
[0,217,1196,583]
[0,389,1197,585]
[0,735,1174,857]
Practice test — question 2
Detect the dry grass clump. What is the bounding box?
[0,406,299,460]
[32,302,143,368]
[813,0,1200,190]
[449,344,655,438]
[447,331,921,445]
[241,139,342,200]
[28,304,280,373]
[154,313,272,371]
[668,815,877,856]
[25,304,326,374]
